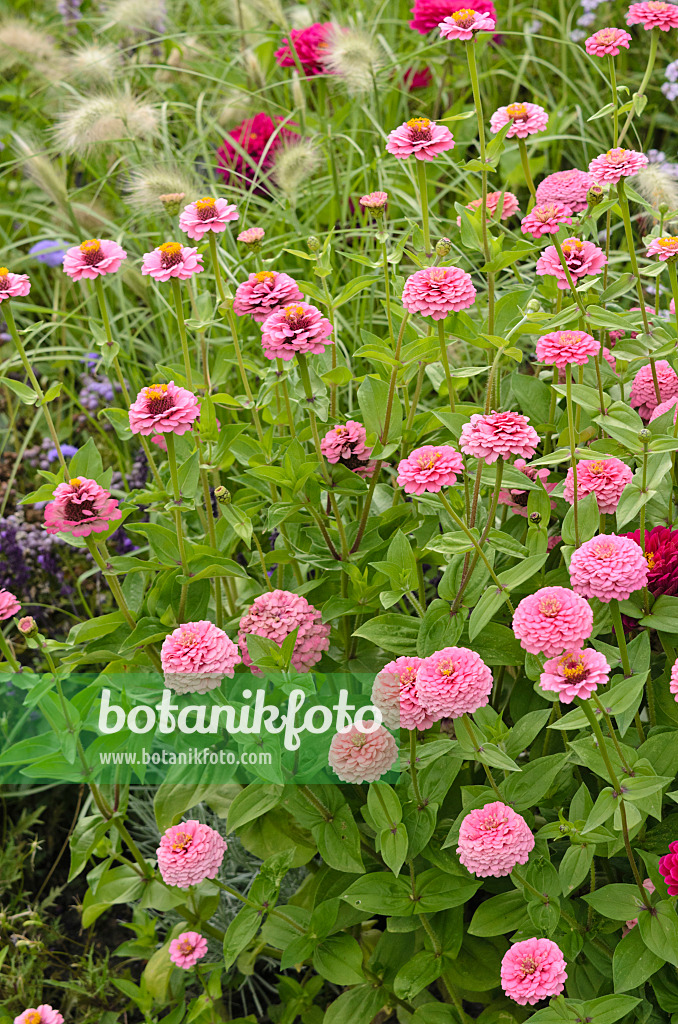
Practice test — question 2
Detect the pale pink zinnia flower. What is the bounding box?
[129,381,200,436]
[602,346,617,370]
[539,648,610,703]
[237,226,265,244]
[157,820,227,889]
[141,242,203,281]
[260,302,333,362]
[630,360,678,419]
[161,620,241,694]
[360,191,388,208]
[438,8,496,39]
[460,411,539,463]
[321,421,373,472]
[536,329,600,367]
[14,1008,64,1024]
[402,266,476,318]
[169,931,208,969]
[569,534,648,602]
[670,657,678,700]
[625,880,656,932]
[416,646,493,719]
[233,271,303,323]
[238,589,330,673]
[512,586,593,656]
[178,197,239,240]
[62,239,127,281]
[588,147,648,184]
[457,801,534,877]
[535,169,591,213]
[585,27,632,54]
[501,938,567,1006]
[498,459,556,518]
[0,588,21,620]
[650,395,678,423]
[0,267,31,302]
[536,237,607,289]
[386,117,455,160]
[564,457,633,514]
[626,1,678,31]
[371,656,435,730]
[520,202,573,238]
[489,102,548,139]
[458,190,520,224]
[647,235,678,260]
[328,724,398,783]
[44,477,121,538]
[397,445,463,493]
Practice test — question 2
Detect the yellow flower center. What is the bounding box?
[538,597,561,617]
[407,117,431,130]
[561,240,584,256]
[24,1014,42,1024]
[506,102,528,119]
[178,938,195,954]
[437,658,456,677]
[417,450,442,470]
[519,955,539,977]
[195,197,216,209]
[647,551,656,569]
[657,236,678,247]
[605,147,629,164]
[145,384,169,400]
[254,271,275,282]
[560,652,587,683]
[594,541,615,559]
[69,478,82,487]
[451,8,477,24]
[171,830,193,852]
[0,267,9,276]
[80,239,101,254]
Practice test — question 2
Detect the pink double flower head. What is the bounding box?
[178,197,238,240]
[386,117,455,160]
[490,102,548,138]
[438,8,496,40]
[62,239,127,281]
[0,267,31,302]
[141,242,203,281]
[44,477,121,538]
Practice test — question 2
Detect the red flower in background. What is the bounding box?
[274,22,332,76]
[623,525,678,597]
[216,113,296,187]
[409,0,496,33]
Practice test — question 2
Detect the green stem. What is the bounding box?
[566,364,580,547]
[0,631,20,672]
[171,278,193,389]
[438,490,513,611]
[437,320,455,413]
[409,730,423,807]
[416,159,431,254]
[609,598,632,676]
[608,55,619,147]
[382,241,396,345]
[618,28,659,146]
[466,39,494,332]
[208,231,227,306]
[517,138,536,209]
[552,237,587,316]
[165,432,190,622]
[460,714,502,797]
[226,309,265,444]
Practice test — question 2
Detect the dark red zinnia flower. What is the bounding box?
[660,841,678,895]
[216,113,296,187]
[404,67,433,90]
[622,525,678,597]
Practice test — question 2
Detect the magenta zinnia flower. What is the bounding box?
[129,381,200,436]
[651,396,678,426]
[439,8,496,39]
[360,191,388,208]
[233,271,303,322]
[386,117,455,160]
[409,0,496,33]
[458,190,520,224]
[622,525,678,597]
[169,931,208,969]
[630,360,678,419]
[14,1008,64,1024]
[535,169,591,213]
[274,22,332,75]
[260,302,333,361]
[328,724,398,783]
[660,843,678,894]
[627,1,678,30]
[416,646,493,719]
[321,421,373,472]
[141,242,203,281]
[647,235,678,260]
[536,329,600,367]
[397,445,463,493]
[520,202,573,238]
[588,147,648,184]
[161,620,241,694]
[564,457,633,514]
[489,102,548,138]
[569,534,648,602]
[157,820,227,889]
[460,411,539,463]
[501,938,567,1005]
[402,266,476,319]
[371,656,435,730]
[44,478,121,538]
[0,588,20,620]
[217,113,297,186]
[238,589,330,673]
[457,801,534,877]
[536,237,607,289]
[585,27,632,54]
[62,239,126,281]
[539,648,610,703]
[498,459,555,517]
[178,197,239,240]
[512,586,593,656]
[671,657,678,700]
[0,267,31,302]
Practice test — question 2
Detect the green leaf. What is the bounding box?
[352,614,419,656]
[393,950,444,999]
[559,843,594,896]
[313,934,365,985]
[340,873,414,915]
[223,907,262,970]
[314,804,364,874]
[582,883,644,921]
[0,376,38,404]
[227,784,284,832]
[639,900,678,967]
[323,985,388,1024]
[380,823,409,877]
[469,890,531,936]
[357,375,402,443]
[613,923,663,992]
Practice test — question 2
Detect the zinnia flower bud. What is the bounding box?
[158,192,186,216]
[17,616,38,638]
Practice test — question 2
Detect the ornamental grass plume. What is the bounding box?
[128,381,200,436]
[259,302,333,361]
[438,8,496,39]
[169,932,208,969]
[157,820,227,889]
[67,43,120,84]
[322,26,384,95]
[401,266,476,318]
[178,197,238,240]
[489,102,548,138]
[161,621,241,694]
[44,478,122,538]
[634,166,678,221]
[539,648,610,702]
[125,163,200,213]
[14,1008,64,1024]
[536,330,600,367]
[234,271,303,322]
[270,141,322,202]
[386,118,455,160]
[512,587,594,656]
[217,113,297,186]
[0,19,60,75]
[62,239,127,281]
[396,445,464,493]
[53,92,159,156]
[371,656,435,730]
[457,801,534,876]
[409,0,497,33]
[274,22,332,75]
[460,411,539,463]
[626,1,678,31]
[501,938,567,1005]
[101,0,166,34]
[415,646,493,719]
[0,589,20,619]
[588,147,648,183]
[585,27,632,54]
[536,237,607,288]
[520,202,573,238]
[622,525,678,596]
[238,589,330,673]
[535,169,591,212]
[564,458,633,513]
[0,268,30,302]
[630,360,678,419]
[141,243,203,282]
[328,724,398,783]
[569,534,649,602]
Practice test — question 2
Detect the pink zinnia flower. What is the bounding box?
[536,329,600,367]
[671,657,678,700]
[321,421,373,472]
[260,302,333,361]
[650,395,678,423]
[569,534,649,602]
[630,360,678,419]
[237,227,265,244]
[178,197,239,240]
[169,931,208,969]
[539,648,610,703]
[157,820,227,889]
[14,1008,64,1024]
[396,445,463,494]
[585,27,632,55]
[386,117,455,161]
[625,879,656,932]
[458,190,520,224]
[161,620,241,695]
[141,242,203,282]
[627,1,678,31]
[489,102,548,139]
[416,646,493,719]
[647,235,678,260]
[402,266,476,319]
[535,169,591,213]
[438,8,496,39]
[0,588,20,620]
[217,113,297,186]
[501,938,567,1005]
[0,267,31,302]
[512,586,593,656]
[328,723,398,783]
[234,271,303,322]
[129,381,200,436]
[371,656,435,730]
[457,801,534,877]
[360,191,388,208]
[602,346,617,370]
[238,589,330,674]
[44,477,121,538]
[536,237,607,289]
[588,147,648,184]
[520,202,573,238]
[460,411,539,463]
[498,459,556,517]
[564,457,633,514]
[409,0,496,34]
[274,22,332,76]
[62,239,126,281]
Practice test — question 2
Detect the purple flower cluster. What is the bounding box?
[0,511,67,610]
[26,437,78,471]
